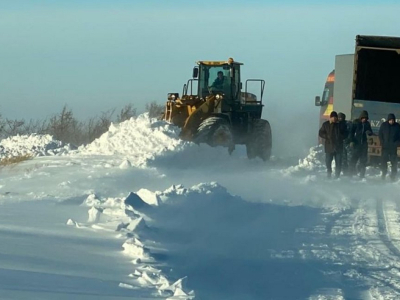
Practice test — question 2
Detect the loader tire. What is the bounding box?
[194,116,233,148]
[246,119,272,161]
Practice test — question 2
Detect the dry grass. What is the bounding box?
[0,154,33,167]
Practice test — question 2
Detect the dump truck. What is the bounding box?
[162,58,272,161]
[315,35,400,158]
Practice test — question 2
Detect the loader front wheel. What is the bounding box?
[194,116,233,148]
[246,119,272,161]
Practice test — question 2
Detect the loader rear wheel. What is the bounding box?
[246,119,272,161]
[194,116,233,148]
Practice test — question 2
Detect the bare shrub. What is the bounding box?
[0,103,138,146]
[2,119,26,136]
[23,119,49,135]
[117,104,137,123]
[145,101,164,119]
[46,105,84,145]
[87,109,115,143]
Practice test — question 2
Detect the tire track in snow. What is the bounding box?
[376,199,400,258]
[325,208,354,236]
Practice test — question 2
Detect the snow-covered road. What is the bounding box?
[1,115,400,299]
[0,200,146,300]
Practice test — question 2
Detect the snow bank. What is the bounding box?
[76,186,201,299]
[72,182,238,298]
[0,134,71,158]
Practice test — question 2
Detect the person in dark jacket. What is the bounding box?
[319,111,346,178]
[338,112,351,175]
[348,110,373,179]
[379,113,400,181]
[211,71,226,91]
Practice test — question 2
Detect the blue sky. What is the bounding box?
[1,1,400,123]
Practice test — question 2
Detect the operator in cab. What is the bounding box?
[210,71,228,92]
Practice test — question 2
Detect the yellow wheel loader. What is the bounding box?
[162,58,272,161]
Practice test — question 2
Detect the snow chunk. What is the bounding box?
[66,219,81,228]
[136,189,160,206]
[284,145,325,174]
[166,278,195,299]
[88,206,101,223]
[157,182,230,203]
[190,182,227,195]
[66,219,75,226]
[83,194,101,207]
[124,192,152,210]
[158,185,188,202]
[118,283,138,289]
[126,217,147,232]
[119,159,132,169]
[122,237,148,259]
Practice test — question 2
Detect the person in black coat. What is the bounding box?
[348,110,373,179]
[338,112,351,175]
[211,71,226,91]
[319,111,346,178]
[379,113,400,181]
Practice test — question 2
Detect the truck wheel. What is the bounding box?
[194,116,233,148]
[246,119,272,161]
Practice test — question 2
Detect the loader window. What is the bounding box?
[199,65,231,98]
[209,68,230,90]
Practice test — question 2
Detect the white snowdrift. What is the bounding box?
[78,114,185,165]
[76,185,208,299]
[74,182,236,299]
[0,134,71,158]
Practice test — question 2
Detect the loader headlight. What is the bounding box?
[168,93,179,101]
[215,94,223,100]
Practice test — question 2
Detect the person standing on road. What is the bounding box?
[348,110,373,179]
[378,113,400,181]
[338,112,351,175]
[319,111,346,179]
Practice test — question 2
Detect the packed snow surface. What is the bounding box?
[1,114,400,299]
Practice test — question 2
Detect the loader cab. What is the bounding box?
[195,60,242,102]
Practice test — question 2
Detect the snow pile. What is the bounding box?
[0,134,71,158]
[283,145,325,174]
[77,113,250,169]
[78,114,187,166]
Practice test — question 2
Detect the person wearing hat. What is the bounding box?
[348,110,373,179]
[378,113,400,181]
[338,112,351,175]
[319,111,347,178]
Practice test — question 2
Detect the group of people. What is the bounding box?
[319,110,400,181]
